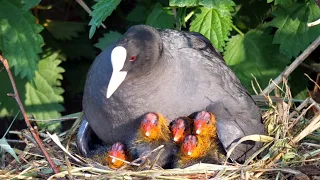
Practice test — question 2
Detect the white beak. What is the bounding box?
[145,132,150,137]
[111,158,116,163]
[106,46,128,98]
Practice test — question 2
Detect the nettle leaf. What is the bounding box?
[270,1,320,58]
[289,67,309,100]
[233,0,271,30]
[21,0,40,11]
[95,31,122,51]
[274,0,293,5]
[267,0,294,5]
[127,5,148,23]
[170,0,202,7]
[170,0,233,8]
[89,0,121,39]
[224,30,289,92]
[190,0,235,51]
[44,20,86,40]
[0,0,44,80]
[25,52,65,121]
[146,3,175,29]
[42,30,96,60]
[0,51,65,131]
[0,138,20,162]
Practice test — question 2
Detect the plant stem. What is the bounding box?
[0,55,59,174]
[231,24,244,36]
[184,10,194,22]
[75,0,106,29]
[1,111,20,138]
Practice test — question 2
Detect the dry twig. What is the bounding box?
[0,55,59,174]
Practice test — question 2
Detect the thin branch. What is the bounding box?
[262,36,320,94]
[300,63,320,73]
[0,55,59,174]
[75,0,106,29]
[305,73,320,90]
[307,18,320,27]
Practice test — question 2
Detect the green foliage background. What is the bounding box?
[0,0,319,132]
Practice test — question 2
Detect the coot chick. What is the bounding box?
[169,117,193,144]
[193,111,217,139]
[130,112,177,168]
[90,142,129,169]
[175,135,225,168]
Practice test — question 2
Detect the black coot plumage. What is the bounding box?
[77,25,264,162]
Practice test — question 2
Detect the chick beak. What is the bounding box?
[145,131,150,137]
[187,151,192,156]
[194,120,206,135]
[173,128,184,142]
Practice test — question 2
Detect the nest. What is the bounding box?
[1,80,320,180]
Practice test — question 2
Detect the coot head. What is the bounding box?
[182,135,199,157]
[140,112,159,140]
[106,142,127,169]
[194,111,213,135]
[107,25,163,98]
[170,117,192,143]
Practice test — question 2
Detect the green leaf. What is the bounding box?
[60,34,96,60]
[289,67,309,100]
[0,51,65,131]
[126,5,148,23]
[170,0,202,7]
[94,31,122,50]
[89,0,121,38]
[170,0,233,7]
[42,30,96,60]
[21,0,40,11]
[270,1,320,58]
[274,0,293,5]
[233,0,271,30]
[25,52,65,121]
[224,30,289,92]
[0,0,44,80]
[0,138,20,162]
[146,3,175,29]
[44,20,86,40]
[190,0,235,51]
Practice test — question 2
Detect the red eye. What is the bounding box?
[129,56,137,62]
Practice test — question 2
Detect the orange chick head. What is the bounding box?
[181,135,198,157]
[194,111,212,135]
[106,142,126,169]
[140,112,159,140]
[170,118,189,143]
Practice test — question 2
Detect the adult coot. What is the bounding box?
[77,25,264,162]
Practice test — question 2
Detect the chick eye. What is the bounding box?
[129,55,137,62]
